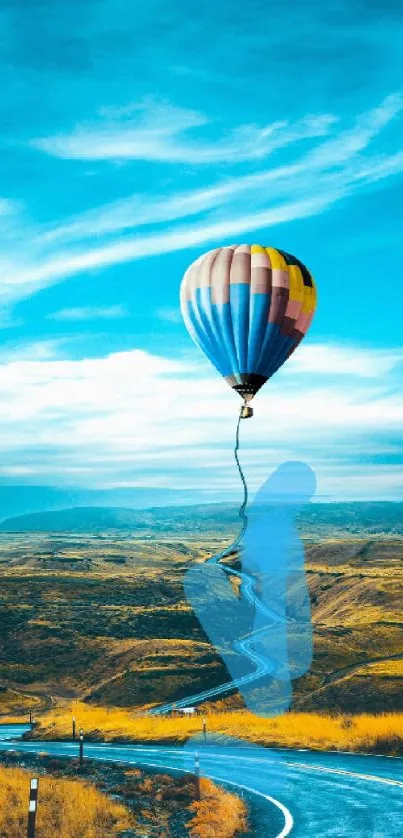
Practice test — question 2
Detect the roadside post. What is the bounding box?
[202,717,207,741]
[79,728,84,768]
[194,751,201,801]
[72,716,76,741]
[27,778,38,838]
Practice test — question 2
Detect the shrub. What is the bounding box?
[187,778,248,838]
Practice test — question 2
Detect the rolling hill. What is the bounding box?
[1,500,403,536]
[0,505,402,716]
[0,485,194,523]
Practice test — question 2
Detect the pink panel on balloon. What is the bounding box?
[251,251,270,269]
[198,249,220,288]
[296,311,313,334]
[285,299,301,319]
[250,267,271,295]
[230,247,251,285]
[211,248,234,304]
[269,288,289,323]
[271,269,289,288]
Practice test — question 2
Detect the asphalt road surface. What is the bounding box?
[0,725,402,836]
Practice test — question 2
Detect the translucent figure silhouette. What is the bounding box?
[183,461,315,715]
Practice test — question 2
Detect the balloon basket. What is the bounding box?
[240,404,253,419]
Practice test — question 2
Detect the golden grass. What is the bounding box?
[353,660,403,677]
[187,777,248,838]
[0,764,135,837]
[29,701,403,755]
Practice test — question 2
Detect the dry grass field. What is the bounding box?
[0,529,403,721]
[0,534,226,711]
[0,763,135,837]
[0,753,247,838]
[25,700,403,755]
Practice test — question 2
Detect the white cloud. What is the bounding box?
[47,304,129,321]
[0,342,400,499]
[304,93,403,167]
[32,100,335,164]
[38,185,245,246]
[286,343,403,377]
[0,199,15,216]
[0,194,335,303]
[0,339,66,363]
[0,309,24,330]
[32,106,403,254]
[0,94,402,307]
[156,306,182,324]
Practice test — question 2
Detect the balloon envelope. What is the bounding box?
[180,244,317,401]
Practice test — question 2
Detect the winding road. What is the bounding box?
[323,652,403,686]
[0,725,402,836]
[150,561,295,715]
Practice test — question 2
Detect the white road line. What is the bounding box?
[116,756,294,838]
[8,745,293,838]
[206,775,294,838]
[285,761,403,788]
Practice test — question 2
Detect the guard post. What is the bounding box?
[27,778,38,838]
[194,751,201,801]
[79,728,84,768]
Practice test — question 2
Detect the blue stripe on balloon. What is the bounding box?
[195,287,229,374]
[263,336,296,379]
[185,286,298,385]
[185,299,231,376]
[247,292,271,373]
[212,299,241,380]
[268,334,295,375]
[183,299,213,362]
[187,295,214,356]
[230,283,250,372]
[255,322,281,377]
[259,332,289,377]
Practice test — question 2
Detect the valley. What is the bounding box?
[0,508,402,716]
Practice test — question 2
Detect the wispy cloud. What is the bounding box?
[0,193,331,301]
[33,94,402,171]
[0,339,66,363]
[304,93,403,167]
[0,94,402,307]
[0,199,15,216]
[47,304,129,322]
[32,100,336,164]
[38,187,236,245]
[155,306,182,324]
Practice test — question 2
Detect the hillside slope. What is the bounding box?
[0,529,402,714]
[294,537,403,711]
[1,501,403,536]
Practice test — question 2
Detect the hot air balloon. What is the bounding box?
[180,244,316,418]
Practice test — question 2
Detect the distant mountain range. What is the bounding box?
[0,485,199,523]
[0,501,402,535]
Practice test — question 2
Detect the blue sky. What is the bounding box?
[0,0,402,502]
